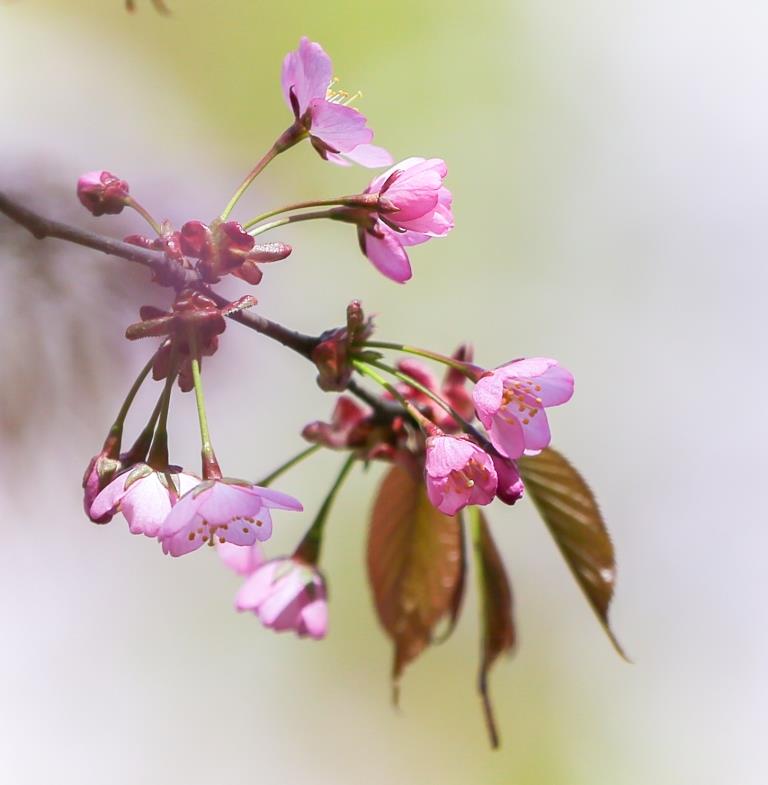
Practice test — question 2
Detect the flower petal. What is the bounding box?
[281,37,332,114]
[362,230,412,283]
[308,100,372,153]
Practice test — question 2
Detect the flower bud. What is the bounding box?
[77,170,130,216]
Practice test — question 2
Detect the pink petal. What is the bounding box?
[218,542,264,576]
[363,230,412,283]
[473,374,504,428]
[488,415,525,459]
[236,561,280,610]
[425,436,477,477]
[281,37,332,114]
[326,144,393,168]
[308,100,372,153]
[298,599,328,639]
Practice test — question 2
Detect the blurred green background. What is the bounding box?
[1,1,767,783]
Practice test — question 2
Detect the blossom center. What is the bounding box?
[326,77,362,106]
[446,458,489,494]
[186,515,264,546]
[500,378,543,426]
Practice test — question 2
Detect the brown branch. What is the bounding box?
[0,189,396,416]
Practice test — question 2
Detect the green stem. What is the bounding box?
[146,346,179,469]
[248,209,338,238]
[294,454,356,565]
[187,330,221,478]
[351,359,436,434]
[366,358,474,434]
[220,144,280,221]
[122,390,164,466]
[125,197,163,236]
[363,341,478,377]
[103,354,156,452]
[243,198,351,230]
[256,444,322,487]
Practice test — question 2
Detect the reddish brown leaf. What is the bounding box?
[518,447,627,659]
[470,507,516,749]
[367,464,463,697]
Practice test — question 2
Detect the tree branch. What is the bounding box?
[0,189,401,419]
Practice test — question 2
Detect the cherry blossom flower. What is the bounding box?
[491,454,525,505]
[424,434,497,516]
[77,170,130,216]
[357,158,453,282]
[235,557,328,639]
[90,463,199,537]
[473,358,574,459]
[158,479,303,557]
[281,37,390,167]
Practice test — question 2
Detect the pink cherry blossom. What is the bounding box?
[473,358,574,459]
[235,557,328,639]
[158,479,303,557]
[425,435,498,516]
[357,159,454,282]
[76,170,130,216]
[491,454,525,505]
[90,463,199,537]
[281,37,390,167]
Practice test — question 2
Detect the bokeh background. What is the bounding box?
[1,1,767,783]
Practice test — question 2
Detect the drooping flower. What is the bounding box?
[491,454,525,505]
[77,170,130,216]
[473,358,574,459]
[356,158,454,282]
[90,463,200,537]
[281,37,390,167]
[158,479,303,557]
[235,557,328,639]
[424,434,498,516]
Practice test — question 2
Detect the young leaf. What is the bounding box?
[470,507,516,749]
[517,447,627,659]
[367,464,463,698]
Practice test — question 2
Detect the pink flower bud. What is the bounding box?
[491,454,525,505]
[76,170,130,216]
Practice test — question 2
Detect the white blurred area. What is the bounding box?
[1,1,767,784]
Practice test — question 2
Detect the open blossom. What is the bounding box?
[281,37,390,167]
[357,158,454,283]
[473,358,574,459]
[77,170,130,216]
[425,435,498,516]
[90,463,199,537]
[158,479,303,557]
[235,557,328,639]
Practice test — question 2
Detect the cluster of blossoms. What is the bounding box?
[71,38,602,745]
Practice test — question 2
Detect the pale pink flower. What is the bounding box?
[281,37,390,167]
[217,541,264,576]
[158,479,303,557]
[235,557,328,639]
[90,463,199,537]
[77,170,130,216]
[358,158,454,282]
[491,454,525,505]
[425,435,498,516]
[473,358,574,459]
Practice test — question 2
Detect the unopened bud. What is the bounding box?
[77,170,130,216]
